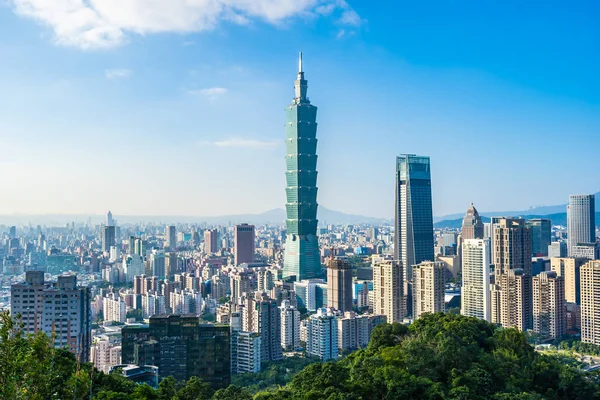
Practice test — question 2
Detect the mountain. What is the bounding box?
[434,191,600,222]
[0,206,386,226]
[434,212,600,229]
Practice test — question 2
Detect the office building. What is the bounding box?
[372,256,404,322]
[150,249,165,279]
[461,239,491,321]
[394,154,434,316]
[204,229,218,254]
[121,315,230,387]
[280,300,301,351]
[461,203,484,240]
[124,254,145,282]
[327,257,353,312]
[532,271,565,341]
[548,242,568,258]
[11,271,92,361]
[526,219,551,257]
[102,225,116,253]
[234,224,255,265]
[567,194,596,257]
[493,218,532,275]
[490,269,532,331]
[412,261,445,319]
[166,225,177,250]
[571,243,600,260]
[294,278,327,311]
[551,257,587,304]
[306,308,338,361]
[283,53,321,281]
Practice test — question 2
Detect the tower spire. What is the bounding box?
[299,51,303,73]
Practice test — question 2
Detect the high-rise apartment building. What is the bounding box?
[580,261,600,345]
[204,229,218,254]
[372,256,404,322]
[231,331,261,374]
[11,271,92,361]
[327,257,353,312]
[461,203,484,240]
[550,257,587,304]
[103,293,127,323]
[461,239,491,321]
[490,269,532,331]
[493,218,532,275]
[283,53,321,281]
[567,194,596,257]
[102,225,116,253]
[394,154,434,316]
[526,219,552,257]
[166,225,177,250]
[532,271,565,341]
[337,312,386,351]
[306,308,338,361]
[150,249,165,279]
[121,315,230,387]
[412,261,445,319]
[249,293,283,362]
[90,335,121,374]
[280,300,301,351]
[234,224,255,265]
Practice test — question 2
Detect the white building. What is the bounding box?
[306,308,338,361]
[232,331,261,374]
[103,293,127,323]
[170,289,203,315]
[372,256,404,322]
[90,335,122,373]
[461,239,491,321]
[124,255,145,283]
[280,300,301,351]
[567,194,596,257]
[142,293,166,318]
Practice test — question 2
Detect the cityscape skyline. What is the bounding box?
[1,3,599,218]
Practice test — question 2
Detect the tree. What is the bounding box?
[176,376,214,400]
[212,385,253,400]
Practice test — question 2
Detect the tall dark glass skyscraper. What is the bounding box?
[394,154,434,316]
[283,53,321,280]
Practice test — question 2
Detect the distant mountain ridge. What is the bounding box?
[0,206,388,226]
[434,191,600,224]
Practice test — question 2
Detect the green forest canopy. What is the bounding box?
[1,310,599,399]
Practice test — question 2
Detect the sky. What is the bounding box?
[0,0,599,219]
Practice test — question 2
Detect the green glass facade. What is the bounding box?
[283,54,321,280]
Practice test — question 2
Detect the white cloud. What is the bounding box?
[105,68,132,79]
[212,138,279,149]
[9,0,364,49]
[188,87,228,96]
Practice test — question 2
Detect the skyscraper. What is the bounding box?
[204,229,218,254]
[306,308,338,361]
[166,225,177,250]
[526,219,551,257]
[102,226,116,253]
[394,154,434,316]
[283,53,321,281]
[461,203,484,240]
[492,218,532,275]
[412,261,445,319]
[567,194,596,257]
[461,239,491,321]
[234,224,255,265]
[550,257,587,305]
[326,257,353,312]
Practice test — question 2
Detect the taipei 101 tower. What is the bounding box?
[283,53,321,281]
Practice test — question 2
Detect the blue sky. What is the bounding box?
[0,0,598,218]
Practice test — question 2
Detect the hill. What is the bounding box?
[435,212,600,229]
[1,310,598,399]
[435,191,600,222]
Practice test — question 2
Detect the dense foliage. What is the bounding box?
[2,310,599,399]
[232,356,318,393]
[559,339,600,356]
[255,314,600,399]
